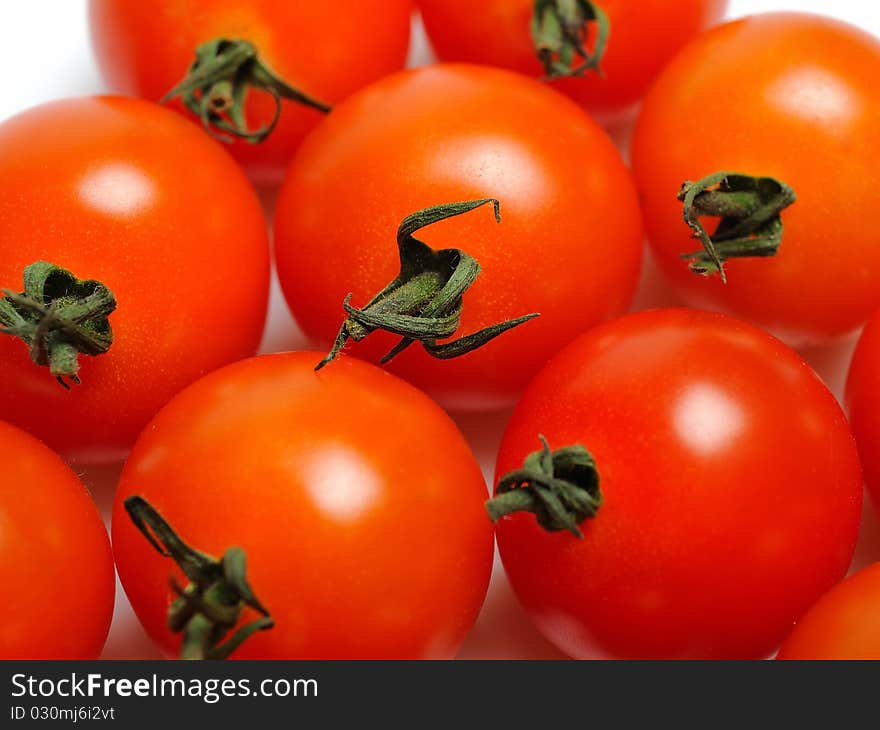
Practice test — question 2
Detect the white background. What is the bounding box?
[1,1,879,660]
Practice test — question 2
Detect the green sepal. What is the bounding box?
[124,496,274,661]
[316,199,540,371]
[532,0,610,79]
[486,436,601,538]
[0,261,116,388]
[163,38,331,144]
[679,172,797,283]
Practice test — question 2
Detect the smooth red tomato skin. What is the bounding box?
[89,0,413,182]
[846,311,880,513]
[778,564,880,660]
[0,421,115,659]
[495,309,862,660]
[417,0,728,119]
[113,352,494,660]
[0,97,270,460]
[274,64,644,410]
[631,14,880,345]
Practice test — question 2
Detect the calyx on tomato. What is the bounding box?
[316,199,540,371]
[163,38,332,144]
[486,436,601,538]
[679,171,797,283]
[0,261,116,389]
[532,0,610,79]
[124,496,274,660]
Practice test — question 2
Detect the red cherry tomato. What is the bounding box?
[0,421,115,659]
[631,13,880,345]
[845,309,880,514]
[492,308,862,659]
[274,64,643,410]
[0,97,269,460]
[777,563,880,660]
[417,0,728,120]
[89,0,413,182]
[113,352,494,659]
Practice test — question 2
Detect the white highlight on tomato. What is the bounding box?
[302,446,382,522]
[765,66,859,132]
[674,383,746,456]
[78,163,156,217]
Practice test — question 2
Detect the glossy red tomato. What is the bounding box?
[846,309,880,513]
[0,97,269,460]
[417,0,728,120]
[492,308,862,659]
[113,352,494,659]
[632,13,880,345]
[274,64,644,410]
[89,0,413,182]
[0,421,115,659]
[777,564,880,660]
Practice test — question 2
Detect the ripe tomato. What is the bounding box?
[417,0,728,120]
[113,352,494,660]
[631,13,880,345]
[777,564,880,660]
[0,97,269,460]
[89,0,413,182]
[0,421,115,659]
[274,64,644,410]
[491,308,862,660]
[845,310,880,513]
